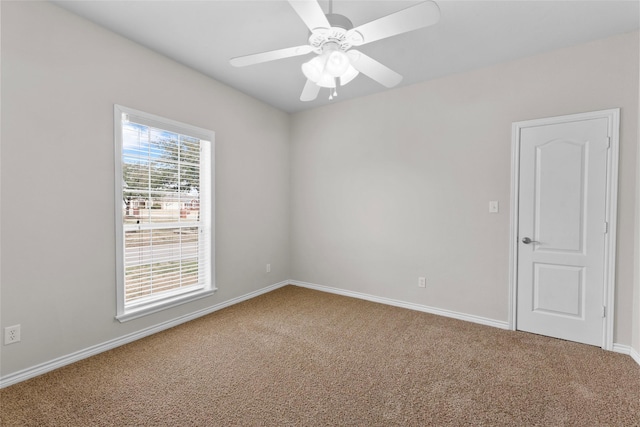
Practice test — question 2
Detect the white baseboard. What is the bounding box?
[289,280,510,330]
[612,343,640,367]
[612,343,630,355]
[0,281,289,389]
[4,279,636,389]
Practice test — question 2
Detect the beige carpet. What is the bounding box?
[2,285,639,426]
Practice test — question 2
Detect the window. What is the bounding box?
[114,105,214,322]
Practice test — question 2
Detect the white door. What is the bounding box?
[515,112,613,346]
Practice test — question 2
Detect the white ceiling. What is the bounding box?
[51,0,640,113]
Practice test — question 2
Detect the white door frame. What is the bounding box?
[508,108,620,350]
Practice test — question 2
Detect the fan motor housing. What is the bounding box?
[308,13,363,51]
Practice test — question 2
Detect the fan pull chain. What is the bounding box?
[329,77,338,100]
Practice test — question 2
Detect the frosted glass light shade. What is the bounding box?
[339,65,359,85]
[317,73,336,88]
[301,54,328,83]
[324,50,350,77]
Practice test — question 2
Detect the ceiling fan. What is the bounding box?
[230,0,441,102]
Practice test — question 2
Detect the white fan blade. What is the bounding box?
[347,1,440,47]
[288,0,330,31]
[300,79,320,101]
[348,50,402,88]
[230,45,315,67]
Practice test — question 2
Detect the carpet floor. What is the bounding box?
[1,285,639,426]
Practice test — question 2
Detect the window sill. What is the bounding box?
[116,288,217,323]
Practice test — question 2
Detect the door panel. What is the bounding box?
[535,140,585,253]
[516,117,609,346]
[533,263,584,318]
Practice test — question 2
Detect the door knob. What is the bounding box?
[522,237,539,244]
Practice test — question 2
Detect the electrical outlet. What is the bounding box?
[266,264,271,273]
[418,277,426,288]
[4,325,21,345]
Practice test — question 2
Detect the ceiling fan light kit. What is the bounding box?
[230,0,441,102]
[301,44,346,80]
[301,42,359,93]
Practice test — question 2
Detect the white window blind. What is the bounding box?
[114,105,214,321]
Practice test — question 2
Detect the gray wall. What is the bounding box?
[290,31,639,346]
[1,1,291,376]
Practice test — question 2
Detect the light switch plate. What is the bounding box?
[489,201,499,213]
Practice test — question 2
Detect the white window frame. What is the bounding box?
[114,105,215,322]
